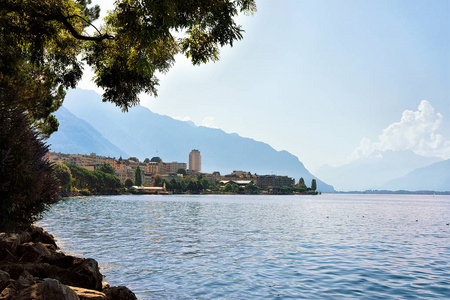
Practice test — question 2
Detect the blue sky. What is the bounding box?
[80,0,450,171]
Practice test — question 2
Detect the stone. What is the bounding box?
[0,270,10,294]
[41,253,75,269]
[72,258,103,291]
[15,278,80,300]
[69,286,107,300]
[27,227,58,249]
[103,286,138,300]
[16,242,52,263]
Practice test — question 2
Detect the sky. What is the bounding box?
[79,0,450,172]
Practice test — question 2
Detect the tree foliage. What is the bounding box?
[134,165,142,186]
[66,163,122,194]
[96,162,115,175]
[1,0,256,135]
[176,168,187,176]
[0,109,59,232]
[124,178,133,188]
[54,162,72,190]
[311,179,317,191]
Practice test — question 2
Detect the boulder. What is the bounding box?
[0,270,11,293]
[103,286,138,300]
[69,286,107,300]
[71,258,103,291]
[27,227,58,249]
[16,242,52,263]
[14,278,80,300]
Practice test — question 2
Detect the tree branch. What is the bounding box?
[56,13,113,41]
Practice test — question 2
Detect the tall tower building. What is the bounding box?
[189,149,201,172]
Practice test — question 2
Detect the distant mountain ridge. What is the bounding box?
[52,89,334,192]
[316,150,443,191]
[47,106,129,158]
[383,159,450,191]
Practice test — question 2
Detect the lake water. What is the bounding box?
[38,194,450,299]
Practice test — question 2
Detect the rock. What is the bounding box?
[27,227,58,249]
[0,234,20,260]
[41,253,75,269]
[0,270,10,293]
[103,286,138,300]
[14,271,35,290]
[69,286,107,300]
[71,258,103,291]
[14,278,80,300]
[16,243,52,263]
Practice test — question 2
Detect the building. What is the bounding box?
[256,175,295,189]
[189,149,201,172]
[167,162,187,173]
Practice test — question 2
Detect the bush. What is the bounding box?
[0,109,59,232]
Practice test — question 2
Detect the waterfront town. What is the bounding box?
[45,149,302,192]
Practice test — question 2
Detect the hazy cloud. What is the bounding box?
[200,116,217,128]
[352,100,450,160]
[173,116,192,122]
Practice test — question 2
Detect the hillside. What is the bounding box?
[47,106,129,158]
[316,150,442,191]
[55,89,334,192]
[383,159,450,192]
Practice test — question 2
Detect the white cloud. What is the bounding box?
[173,116,192,122]
[352,100,450,160]
[200,116,217,128]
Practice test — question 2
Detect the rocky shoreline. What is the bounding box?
[0,226,138,299]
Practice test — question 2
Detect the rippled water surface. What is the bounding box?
[39,194,450,299]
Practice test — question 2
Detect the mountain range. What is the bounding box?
[315,151,448,191]
[48,89,335,192]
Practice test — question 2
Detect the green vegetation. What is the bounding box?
[134,165,142,186]
[177,168,187,176]
[0,109,58,232]
[1,0,256,136]
[54,163,72,192]
[66,163,122,195]
[124,178,134,189]
[311,179,317,191]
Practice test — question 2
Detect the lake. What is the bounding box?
[38,194,450,299]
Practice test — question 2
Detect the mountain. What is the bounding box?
[47,106,129,158]
[383,159,450,191]
[315,150,442,191]
[56,89,334,192]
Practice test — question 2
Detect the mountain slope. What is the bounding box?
[383,159,450,191]
[47,106,129,158]
[58,89,334,192]
[315,151,442,191]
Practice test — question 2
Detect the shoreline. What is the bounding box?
[0,226,139,299]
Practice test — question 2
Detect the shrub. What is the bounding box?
[0,109,58,232]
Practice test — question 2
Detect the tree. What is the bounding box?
[124,178,134,189]
[1,0,256,136]
[54,162,72,191]
[96,163,115,175]
[244,183,258,194]
[299,177,305,185]
[177,168,187,176]
[0,109,58,232]
[134,165,142,186]
[152,174,162,187]
[311,179,317,191]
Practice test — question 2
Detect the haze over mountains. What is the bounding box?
[316,151,448,191]
[48,89,335,192]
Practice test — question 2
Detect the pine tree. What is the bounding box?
[135,166,142,186]
[311,179,317,191]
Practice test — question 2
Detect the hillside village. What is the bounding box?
[46,150,313,192]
